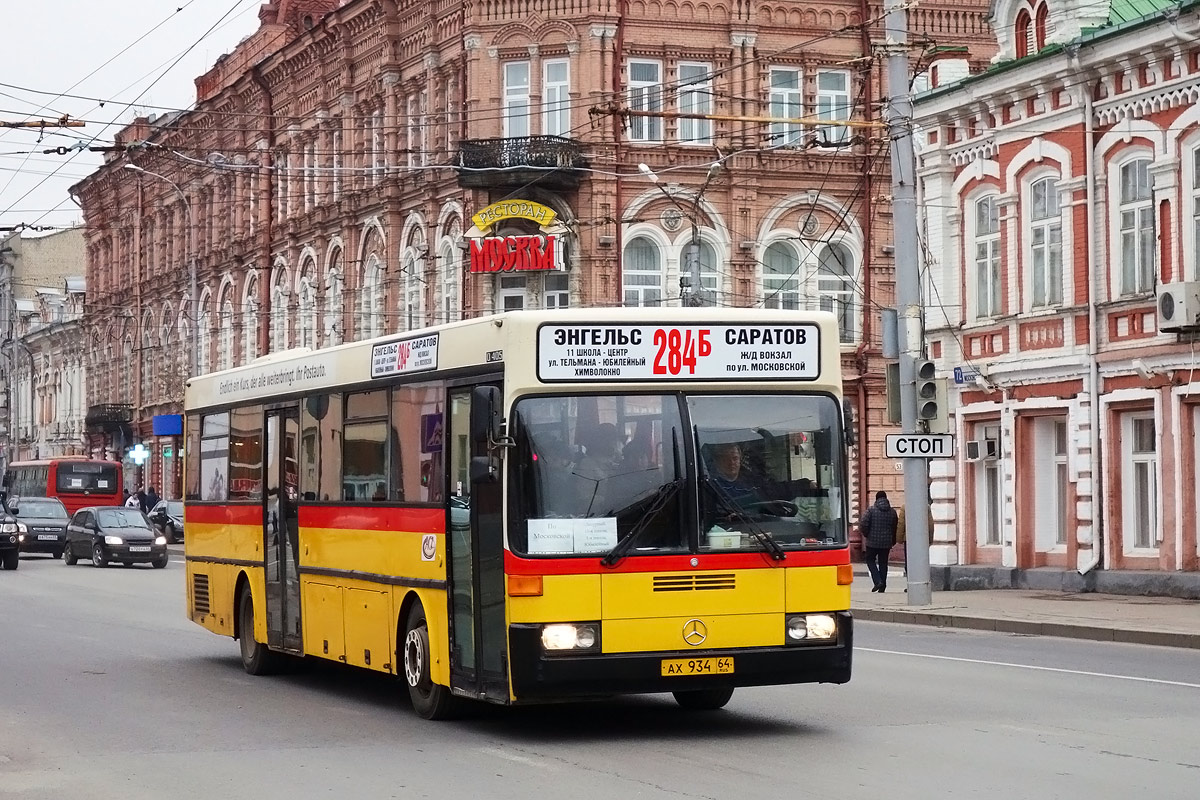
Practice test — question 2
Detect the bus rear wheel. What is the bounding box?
[238,589,284,676]
[672,687,735,711]
[402,603,459,720]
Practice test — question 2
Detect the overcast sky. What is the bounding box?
[0,0,265,234]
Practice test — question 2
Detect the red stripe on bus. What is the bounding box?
[503,547,849,575]
[299,505,445,534]
[186,505,262,526]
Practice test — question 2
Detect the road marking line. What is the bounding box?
[859,647,1200,689]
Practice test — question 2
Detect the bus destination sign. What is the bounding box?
[370,333,440,379]
[537,323,820,382]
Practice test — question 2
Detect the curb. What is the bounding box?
[851,607,1200,650]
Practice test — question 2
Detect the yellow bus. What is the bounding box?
[183,308,854,718]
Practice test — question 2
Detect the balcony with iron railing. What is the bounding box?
[85,403,133,428]
[456,135,587,190]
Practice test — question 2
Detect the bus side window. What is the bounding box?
[344,390,388,503]
[317,393,343,503]
[391,381,445,504]
[229,406,264,501]
[300,396,324,502]
[185,415,202,501]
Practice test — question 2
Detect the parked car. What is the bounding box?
[12,497,69,558]
[0,509,21,570]
[148,500,184,543]
[63,506,168,569]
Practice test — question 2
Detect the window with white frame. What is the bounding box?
[332,128,342,200]
[497,275,527,311]
[816,70,851,145]
[142,317,156,402]
[677,63,713,144]
[198,296,213,374]
[973,194,1002,319]
[241,279,258,361]
[628,61,663,142]
[1029,177,1062,307]
[298,271,317,349]
[697,240,719,302]
[762,242,800,310]
[623,237,663,306]
[818,242,855,342]
[356,257,382,339]
[407,96,420,167]
[769,68,802,147]
[1192,147,1200,281]
[543,59,570,138]
[975,423,1002,546]
[544,273,569,309]
[1053,419,1069,546]
[271,274,290,351]
[404,251,424,331]
[372,110,385,183]
[1123,413,1158,550]
[1118,158,1155,295]
[325,256,344,346]
[440,243,459,323]
[218,292,234,371]
[503,61,531,139]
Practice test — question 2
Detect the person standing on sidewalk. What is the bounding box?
[859,491,899,592]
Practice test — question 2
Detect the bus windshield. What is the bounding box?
[510,393,846,558]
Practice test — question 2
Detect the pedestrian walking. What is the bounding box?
[859,490,899,593]
[124,490,140,509]
[143,486,160,513]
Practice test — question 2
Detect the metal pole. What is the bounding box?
[884,0,932,605]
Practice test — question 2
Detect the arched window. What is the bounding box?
[242,275,259,362]
[762,242,800,309]
[1034,3,1051,50]
[696,241,720,304]
[403,249,425,331]
[1015,9,1032,59]
[197,292,213,375]
[217,285,235,371]
[973,195,1002,319]
[439,242,459,323]
[141,312,156,402]
[325,249,344,346]
[1118,158,1154,295]
[623,237,662,307]
[356,255,383,339]
[818,242,855,342]
[271,268,290,351]
[176,312,191,379]
[1029,177,1062,307]
[297,262,317,349]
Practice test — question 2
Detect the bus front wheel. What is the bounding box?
[238,589,284,676]
[402,603,459,720]
[672,687,735,711]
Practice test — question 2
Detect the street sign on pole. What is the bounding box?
[884,433,955,459]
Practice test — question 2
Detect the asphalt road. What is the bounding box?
[2,550,1198,800]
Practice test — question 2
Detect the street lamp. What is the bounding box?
[123,164,197,380]
[637,162,721,307]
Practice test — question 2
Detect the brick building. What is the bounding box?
[71,0,994,512]
[914,0,1200,592]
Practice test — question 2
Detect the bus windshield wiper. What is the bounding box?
[701,476,786,561]
[600,479,682,567]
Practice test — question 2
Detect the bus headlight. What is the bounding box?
[541,623,600,653]
[786,614,837,643]
[104,535,123,545]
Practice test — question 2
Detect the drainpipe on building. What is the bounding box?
[252,63,276,356]
[1072,51,1103,576]
[855,0,876,525]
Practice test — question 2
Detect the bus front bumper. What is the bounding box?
[508,612,852,701]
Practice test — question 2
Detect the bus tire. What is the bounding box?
[402,603,458,720]
[672,687,735,711]
[238,589,283,676]
[1,550,18,570]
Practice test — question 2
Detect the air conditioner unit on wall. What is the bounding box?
[964,438,1000,462]
[1158,280,1200,332]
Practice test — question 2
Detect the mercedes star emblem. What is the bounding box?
[682,618,708,646]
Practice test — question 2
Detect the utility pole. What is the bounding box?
[885,0,932,605]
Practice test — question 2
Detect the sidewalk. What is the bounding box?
[851,567,1200,650]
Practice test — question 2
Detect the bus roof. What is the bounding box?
[185,308,844,413]
[6,457,120,467]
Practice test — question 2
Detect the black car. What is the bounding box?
[148,500,184,543]
[0,511,20,570]
[12,497,69,558]
[63,506,168,569]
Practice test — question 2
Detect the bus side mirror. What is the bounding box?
[470,385,501,446]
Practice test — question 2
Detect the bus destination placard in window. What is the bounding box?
[537,324,820,382]
[370,333,440,379]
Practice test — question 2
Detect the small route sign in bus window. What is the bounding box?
[536,323,820,382]
[370,334,440,379]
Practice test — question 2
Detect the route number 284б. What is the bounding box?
[653,328,711,376]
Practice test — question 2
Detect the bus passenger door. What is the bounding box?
[447,386,508,701]
[264,409,303,653]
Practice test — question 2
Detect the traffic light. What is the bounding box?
[915,359,939,422]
